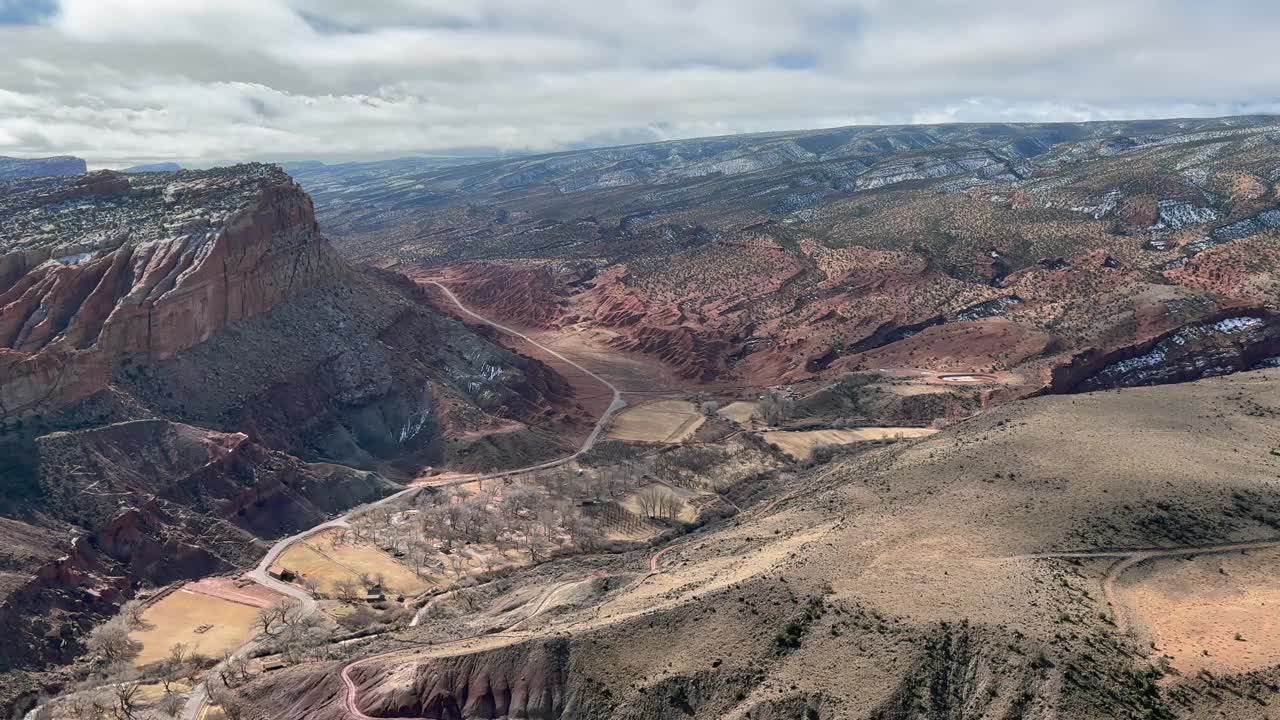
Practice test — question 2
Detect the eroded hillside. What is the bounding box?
[0,166,585,711]
[240,370,1280,720]
[294,117,1280,398]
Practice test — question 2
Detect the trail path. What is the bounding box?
[181,281,627,720]
[1004,537,1280,634]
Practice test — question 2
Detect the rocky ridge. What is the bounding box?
[0,155,87,181]
[301,116,1280,398]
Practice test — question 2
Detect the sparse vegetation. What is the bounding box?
[775,595,827,654]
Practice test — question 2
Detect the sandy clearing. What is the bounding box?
[131,589,262,666]
[608,400,705,443]
[1121,546,1280,676]
[762,427,938,460]
[273,528,432,597]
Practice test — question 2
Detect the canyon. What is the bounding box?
[7,116,1280,720]
[0,165,586,711]
[294,116,1280,403]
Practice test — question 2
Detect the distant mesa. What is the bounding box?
[0,155,87,180]
[122,162,183,173]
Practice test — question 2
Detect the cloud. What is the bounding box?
[0,0,1275,166]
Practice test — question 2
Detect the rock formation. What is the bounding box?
[0,165,344,419]
[0,164,582,711]
[298,116,1280,398]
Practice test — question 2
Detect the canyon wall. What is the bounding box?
[0,167,344,419]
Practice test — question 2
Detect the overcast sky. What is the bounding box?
[0,0,1276,168]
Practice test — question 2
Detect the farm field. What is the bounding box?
[272,528,433,597]
[761,427,937,460]
[717,400,759,427]
[130,588,263,666]
[607,400,705,443]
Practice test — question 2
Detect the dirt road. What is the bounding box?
[1006,537,1280,634]
[182,281,627,720]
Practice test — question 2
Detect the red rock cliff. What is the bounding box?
[0,166,344,418]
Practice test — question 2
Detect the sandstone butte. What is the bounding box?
[0,165,344,420]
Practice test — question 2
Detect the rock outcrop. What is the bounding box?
[348,638,572,719]
[0,165,344,418]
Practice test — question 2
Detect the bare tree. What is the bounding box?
[300,576,321,596]
[407,539,434,578]
[334,578,359,603]
[282,599,312,626]
[279,606,326,664]
[481,551,503,574]
[208,688,248,720]
[118,599,149,630]
[158,643,190,694]
[483,514,509,543]
[635,486,664,518]
[570,513,602,552]
[348,519,368,542]
[448,552,467,577]
[501,485,542,518]
[158,691,185,717]
[538,504,562,539]
[68,694,109,720]
[656,491,682,520]
[256,599,297,634]
[425,505,461,552]
[217,651,249,689]
[87,620,139,665]
[109,679,143,720]
[754,391,793,426]
[515,519,547,562]
[457,501,486,542]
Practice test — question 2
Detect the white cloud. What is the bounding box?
[0,0,1275,166]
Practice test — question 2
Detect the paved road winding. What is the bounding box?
[182,281,627,720]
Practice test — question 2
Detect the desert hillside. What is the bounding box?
[8,1,1280,716]
[233,369,1280,720]
[293,117,1280,398]
[0,166,586,711]
[10,119,1280,720]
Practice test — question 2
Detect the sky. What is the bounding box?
[0,0,1276,168]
